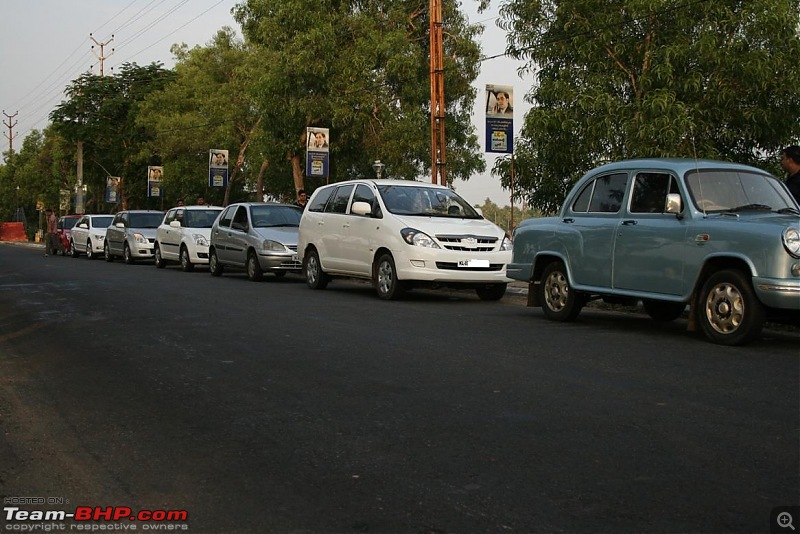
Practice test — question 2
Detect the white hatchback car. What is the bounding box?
[298,179,513,300]
[69,214,114,259]
[154,205,223,271]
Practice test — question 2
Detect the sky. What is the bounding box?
[0,0,533,207]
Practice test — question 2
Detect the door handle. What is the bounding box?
[622,220,638,226]
[562,218,574,224]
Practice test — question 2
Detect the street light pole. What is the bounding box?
[372,160,385,179]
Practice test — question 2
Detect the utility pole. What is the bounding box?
[3,110,18,153]
[90,33,114,76]
[429,0,446,186]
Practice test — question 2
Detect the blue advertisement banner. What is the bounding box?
[147,166,163,197]
[105,177,120,203]
[306,127,330,178]
[209,167,229,188]
[485,118,514,154]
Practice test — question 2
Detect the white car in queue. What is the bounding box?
[154,205,224,271]
[69,214,114,259]
[298,179,513,300]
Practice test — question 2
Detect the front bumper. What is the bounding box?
[394,247,512,284]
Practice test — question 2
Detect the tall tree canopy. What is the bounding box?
[234,0,486,193]
[495,0,800,212]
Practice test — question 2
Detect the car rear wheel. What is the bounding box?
[209,249,223,276]
[643,300,686,322]
[697,269,764,346]
[123,243,134,264]
[475,283,507,301]
[539,260,583,321]
[246,251,263,281]
[85,240,95,260]
[154,245,166,268]
[104,242,113,262]
[304,249,328,290]
[375,253,405,300]
[180,246,194,272]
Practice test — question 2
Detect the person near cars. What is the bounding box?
[44,208,59,256]
[176,199,185,207]
[780,145,800,204]
[196,196,207,206]
[295,189,308,209]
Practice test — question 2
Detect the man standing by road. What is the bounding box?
[780,145,800,204]
[44,208,58,257]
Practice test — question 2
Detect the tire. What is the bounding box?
[643,300,686,322]
[180,246,194,272]
[104,242,113,262]
[85,240,95,260]
[304,249,328,290]
[375,253,405,300]
[123,243,134,264]
[538,260,583,321]
[697,269,765,346]
[476,283,507,301]
[70,240,79,258]
[209,249,223,277]
[246,251,263,281]
[154,244,166,269]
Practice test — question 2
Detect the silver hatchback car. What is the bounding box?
[208,202,303,281]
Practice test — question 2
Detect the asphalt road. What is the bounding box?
[0,243,798,533]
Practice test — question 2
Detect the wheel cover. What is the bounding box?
[209,253,217,271]
[377,260,394,295]
[705,282,744,334]
[306,255,319,284]
[181,250,189,268]
[544,270,569,312]
[247,256,256,277]
[155,247,161,263]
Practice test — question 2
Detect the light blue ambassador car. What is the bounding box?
[507,159,800,346]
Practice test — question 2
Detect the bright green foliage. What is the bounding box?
[233,0,485,188]
[50,62,174,210]
[496,0,800,211]
[474,197,543,234]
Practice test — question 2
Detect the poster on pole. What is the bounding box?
[305,127,330,178]
[209,149,229,188]
[147,167,163,197]
[485,84,514,154]
[105,176,120,203]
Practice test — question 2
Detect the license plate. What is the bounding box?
[458,259,489,268]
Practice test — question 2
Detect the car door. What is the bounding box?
[107,212,126,256]
[563,172,628,289]
[225,206,251,267]
[320,184,355,272]
[612,171,688,295]
[212,206,236,263]
[338,183,381,275]
[71,216,88,252]
[161,209,183,261]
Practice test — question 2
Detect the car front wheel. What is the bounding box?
[154,244,166,269]
[304,249,328,290]
[375,253,405,300]
[209,249,223,276]
[246,251,263,281]
[70,240,79,258]
[180,246,194,272]
[123,243,134,264]
[104,242,113,262]
[85,240,95,260]
[697,269,764,346]
[539,260,583,321]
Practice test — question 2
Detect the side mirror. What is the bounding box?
[351,201,372,216]
[665,193,682,215]
[115,222,125,228]
[169,220,181,228]
[78,223,88,229]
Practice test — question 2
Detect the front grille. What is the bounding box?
[435,262,504,272]
[279,260,302,269]
[436,234,498,252]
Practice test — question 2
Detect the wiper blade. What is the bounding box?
[728,204,772,212]
[777,207,800,215]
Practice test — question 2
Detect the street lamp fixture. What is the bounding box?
[372,160,385,179]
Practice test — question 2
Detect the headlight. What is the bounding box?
[262,239,286,252]
[500,236,513,251]
[93,234,104,240]
[133,233,148,245]
[400,228,440,248]
[783,227,800,258]
[193,234,209,247]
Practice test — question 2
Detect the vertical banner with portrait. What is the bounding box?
[305,127,330,178]
[209,149,229,188]
[485,84,514,154]
[105,176,120,203]
[148,166,163,197]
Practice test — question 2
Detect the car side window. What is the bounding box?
[351,184,380,217]
[326,185,355,214]
[164,209,175,224]
[630,172,674,213]
[218,206,234,228]
[232,206,249,230]
[588,173,627,213]
[308,187,334,212]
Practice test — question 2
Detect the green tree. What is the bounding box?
[234,0,485,193]
[495,0,800,211]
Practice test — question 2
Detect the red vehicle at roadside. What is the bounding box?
[56,215,82,256]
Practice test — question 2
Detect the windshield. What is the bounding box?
[184,209,222,228]
[377,185,482,218]
[686,169,797,213]
[91,216,114,228]
[250,205,302,227]
[128,213,164,228]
